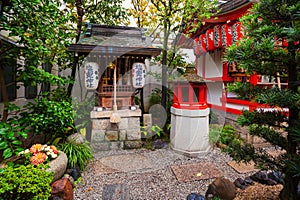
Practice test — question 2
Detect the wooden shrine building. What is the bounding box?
[68,24,161,150]
[69,24,161,109]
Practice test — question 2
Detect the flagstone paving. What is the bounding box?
[74,147,285,199]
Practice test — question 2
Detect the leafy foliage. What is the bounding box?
[209,124,244,155]
[58,140,93,171]
[0,164,53,200]
[2,0,74,83]
[209,124,222,145]
[9,92,75,144]
[129,0,218,110]
[84,0,129,25]
[225,0,300,198]
[0,122,27,161]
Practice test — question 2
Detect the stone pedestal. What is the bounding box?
[90,109,142,151]
[170,107,210,156]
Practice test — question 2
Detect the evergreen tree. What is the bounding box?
[225,0,300,199]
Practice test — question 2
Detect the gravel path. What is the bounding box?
[74,147,253,200]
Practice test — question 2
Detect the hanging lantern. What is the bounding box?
[84,62,99,90]
[206,29,215,51]
[232,22,243,44]
[221,24,232,47]
[214,25,222,48]
[132,62,146,88]
[199,34,207,53]
[193,38,201,56]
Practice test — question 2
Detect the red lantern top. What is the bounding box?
[222,24,232,47]
[200,34,207,53]
[206,29,215,51]
[232,22,243,44]
[193,37,201,56]
[214,25,222,48]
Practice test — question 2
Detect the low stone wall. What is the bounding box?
[90,109,143,151]
[211,109,269,147]
[224,112,269,147]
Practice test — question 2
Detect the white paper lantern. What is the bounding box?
[132,62,146,88]
[84,62,99,90]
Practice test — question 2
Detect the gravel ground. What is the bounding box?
[74,147,254,200]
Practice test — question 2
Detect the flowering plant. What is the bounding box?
[18,144,58,166]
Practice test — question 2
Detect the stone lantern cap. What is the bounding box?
[168,67,205,83]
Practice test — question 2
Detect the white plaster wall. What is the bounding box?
[204,50,223,78]
[206,81,224,106]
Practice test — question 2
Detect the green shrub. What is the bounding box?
[0,164,53,200]
[219,125,244,155]
[58,140,93,171]
[209,124,244,154]
[16,97,75,143]
[209,124,222,145]
[0,122,27,161]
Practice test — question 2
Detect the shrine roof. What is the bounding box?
[68,24,161,57]
[177,0,253,48]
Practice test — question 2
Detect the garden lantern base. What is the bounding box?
[170,107,211,157]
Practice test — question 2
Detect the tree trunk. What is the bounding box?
[280,41,300,200]
[161,20,169,109]
[67,0,84,96]
[0,63,9,122]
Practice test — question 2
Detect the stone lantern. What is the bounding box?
[169,67,210,156]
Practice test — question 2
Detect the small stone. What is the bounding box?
[267,171,283,184]
[51,178,74,200]
[69,165,81,181]
[152,139,168,149]
[205,177,236,200]
[250,171,277,185]
[187,193,198,200]
[187,193,205,200]
[67,133,85,144]
[49,196,64,200]
[234,178,247,190]
[102,184,129,200]
[244,177,253,185]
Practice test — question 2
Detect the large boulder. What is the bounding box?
[50,178,74,200]
[205,177,236,200]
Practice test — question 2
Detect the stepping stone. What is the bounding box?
[102,184,129,200]
[92,160,119,174]
[267,149,286,158]
[227,160,257,174]
[99,154,152,172]
[171,162,222,183]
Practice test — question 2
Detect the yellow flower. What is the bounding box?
[30,152,47,165]
[30,144,43,154]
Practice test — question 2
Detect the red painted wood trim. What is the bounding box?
[204,3,253,23]
[207,103,243,115]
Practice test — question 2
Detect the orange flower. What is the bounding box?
[30,152,47,165]
[50,145,58,154]
[30,144,43,154]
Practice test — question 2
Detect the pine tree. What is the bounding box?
[225,0,300,199]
